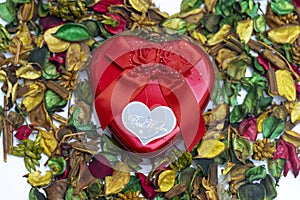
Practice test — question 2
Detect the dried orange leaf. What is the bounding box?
[27,171,53,187]
[44,25,70,53]
[268,25,300,44]
[236,19,253,43]
[38,130,58,157]
[105,162,130,195]
[207,24,231,46]
[157,170,176,192]
[291,102,300,123]
[275,69,296,102]
[197,139,226,158]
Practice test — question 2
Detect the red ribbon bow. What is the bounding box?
[89,35,214,152]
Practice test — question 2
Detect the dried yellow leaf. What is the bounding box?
[27,171,53,187]
[275,69,296,102]
[44,25,70,53]
[236,19,253,43]
[191,31,207,44]
[105,162,130,195]
[207,24,231,46]
[38,130,58,156]
[256,112,270,133]
[0,70,7,81]
[268,25,300,44]
[291,102,300,123]
[282,130,300,147]
[129,0,149,13]
[16,64,42,79]
[197,139,226,158]
[22,82,46,112]
[157,170,176,192]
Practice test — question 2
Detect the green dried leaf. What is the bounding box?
[261,174,277,200]
[262,115,285,139]
[170,152,192,171]
[230,104,248,123]
[233,135,253,163]
[42,63,60,80]
[28,46,50,68]
[52,23,91,42]
[270,0,295,15]
[48,157,67,175]
[74,80,93,105]
[180,0,203,13]
[254,15,266,33]
[246,2,259,19]
[238,183,266,200]
[0,1,16,23]
[245,165,267,183]
[65,186,87,200]
[162,18,187,34]
[201,14,222,33]
[68,107,96,132]
[268,158,285,182]
[227,60,247,80]
[45,89,68,115]
[122,176,142,193]
[29,188,46,200]
[12,0,30,3]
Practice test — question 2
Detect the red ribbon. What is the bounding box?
[90,35,214,152]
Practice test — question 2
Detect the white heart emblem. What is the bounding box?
[121,101,177,146]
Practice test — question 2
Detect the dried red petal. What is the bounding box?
[135,172,156,200]
[93,0,123,13]
[40,16,64,31]
[14,124,34,140]
[292,0,300,7]
[104,14,127,35]
[238,116,257,141]
[88,153,113,179]
[258,55,269,71]
[49,52,66,69]
[274,139,300,177]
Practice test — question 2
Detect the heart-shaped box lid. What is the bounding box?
[89,33,215,154]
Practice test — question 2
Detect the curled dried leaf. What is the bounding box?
[27,171,53,187]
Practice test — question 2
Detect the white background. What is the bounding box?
[0,0,299,199]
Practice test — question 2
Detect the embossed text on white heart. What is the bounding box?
[121,101,177,146]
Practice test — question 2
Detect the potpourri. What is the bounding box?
[0,0,300,199]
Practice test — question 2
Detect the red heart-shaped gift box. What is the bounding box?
[89,34,215,154]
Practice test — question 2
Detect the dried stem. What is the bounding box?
[258,41,300,81]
